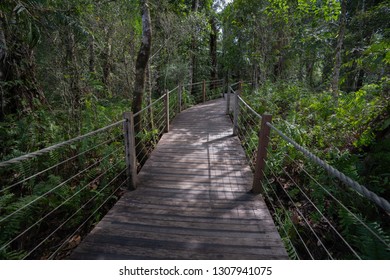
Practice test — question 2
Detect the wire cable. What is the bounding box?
[48,170,128,259]
[267,162,334,259]
[0,160,123,251]
[0,120,125,168]
[283,153,390,248]
[23,168,127,259]
[267,122,390,213]
[133,93,166,118]
[263,169,313,258]
[238,96,262,119]
[276,161,361,259]
[1,135,123,194]
[0,147,122,224]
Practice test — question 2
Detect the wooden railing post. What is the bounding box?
[123,112,137,189]
[164,90,169,132]
[221,78,228,99]
[252,114,272,194]
[233,81,242,136]
[178,83,182,113]
[202,80,206,103]
[226,85,231,114]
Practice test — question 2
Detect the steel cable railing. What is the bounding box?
[266,164,335,260]
[0,160,123,252]
[229,82,390,259]
[168,87,179,123]
[0,135,121,195]
[276,159,362,259]
[0,146,122,224]
[282,153,389,248]
[0,120,125,168]
[185,79,224,106]
[0,124,126,259]
[22,166,127,260]
[267,122,390,212]
[48,169,128,259]
[261,171,313,260]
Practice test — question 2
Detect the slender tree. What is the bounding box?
[132,0,152,134]
[331,0,347,98]
[0,1,45,119]
[209,15,218,85]
[190,0,199,94]
[0,14,7,121]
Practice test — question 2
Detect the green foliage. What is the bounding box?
[181,89,196,108]
[277,210,299,260]
[0,89,128,259]
[239,76,390,259]
[137,128,159,144]
[339,209,390,259]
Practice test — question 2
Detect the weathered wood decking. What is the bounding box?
[70,98,288,260]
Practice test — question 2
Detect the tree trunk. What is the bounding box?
[102,29,112,89]
[132,0,152,133]
[189,0,199,94]
[89,35,96,73]
[209,16,218,88]
[272,30,286,81]
[331,0,347,99]
[192,0,199,11]
[306,59,314,87]
[65,29,81,134]
[0,16,7,121]
[0,11,44,121]
[146,62,154,131]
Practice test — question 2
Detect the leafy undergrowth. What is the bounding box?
[240,78,390,259]
[0,96,129,259]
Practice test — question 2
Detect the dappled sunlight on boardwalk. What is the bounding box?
[70,98,288,260]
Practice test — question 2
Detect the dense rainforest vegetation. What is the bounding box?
[0,0,389,259]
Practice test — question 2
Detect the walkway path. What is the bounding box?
[70,98,288,259]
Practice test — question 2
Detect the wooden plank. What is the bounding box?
[86,223,282,243]
[85,226,282,249]
[107,206,275,220]
[102,218,278,234]
[139,165,252,173]
[72,243,286,260]
[139,167,252,176]
[125,189,256,199]
[87,228,284,248]
[103,212,276,226]
[137,180,251,188]
[113,200,270,212]
[79,235,287,257]
[70,98,288,260]
[137,176,252,185]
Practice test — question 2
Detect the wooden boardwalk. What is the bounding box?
[70,98,288,260]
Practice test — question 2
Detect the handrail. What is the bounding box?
[186,79,224,87]
[230,81,240,87]
[185,80,204,87]
[237,95,262,120]
[267,121,390,213]
[232,90,390,213]
[231,82,390,259]
[0,85,184,167]
[133,93,167,118]
[167,85,179,94]
[0,120,125,168]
